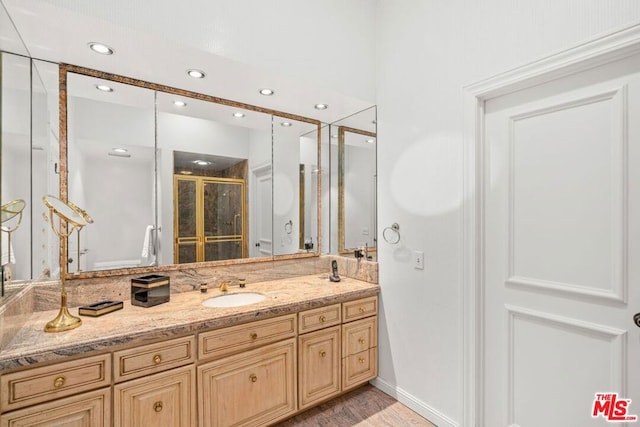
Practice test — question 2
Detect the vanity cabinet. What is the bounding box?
[341,296,378,390]
[298,325,341,409]
[198,339,297,427]
[113,336,197,427]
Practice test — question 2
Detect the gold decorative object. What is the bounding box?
[42,195,93,332]
[1,199,26,296]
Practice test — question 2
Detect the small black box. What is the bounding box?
[131,274,170,307]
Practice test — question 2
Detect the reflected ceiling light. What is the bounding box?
[112,148,128,153]
[95,84,113,92]
[180,170,193,175]
[367,139,375,144]
[331,134,338,139]
[233,112,245,118]
[259,88,274,96]
[88,42,114,55]
[280,122,292,127]
[186,69,206,79]
[193,160,212,166]
[108,152,131,158]
[173,100,187,107]
[314,103,328,110]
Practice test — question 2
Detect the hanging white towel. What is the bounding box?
[141,225,154,258]
[1,235,16,265]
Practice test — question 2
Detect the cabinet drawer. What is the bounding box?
[114,335,196,383]
[298,304,341,334]
[342,296,378,323]
[342,316,377,357]
[342,348,377,390]
[0,353,111,412]
[114,366,196,427]
[198,339,297,427]
[199,314,296,362]
[0,388,110,426]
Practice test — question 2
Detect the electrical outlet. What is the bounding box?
[413,250,424,270]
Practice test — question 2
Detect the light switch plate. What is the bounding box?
[413,250,424,270]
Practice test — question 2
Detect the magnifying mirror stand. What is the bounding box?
[42,196,92,333]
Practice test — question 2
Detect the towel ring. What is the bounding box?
[382,223,401,244]
[284,220,293,235]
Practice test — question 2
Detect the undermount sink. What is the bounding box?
[202,292,266,308]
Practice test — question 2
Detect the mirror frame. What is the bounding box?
[337,125,377,255]
[59,63,323,279]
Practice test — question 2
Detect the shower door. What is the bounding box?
[174,176,246,264]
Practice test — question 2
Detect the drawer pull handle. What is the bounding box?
[153,354,162,364]
[53,376,65,388]
[249,374,258,383]
[153,401,163,412]
[250,332,258,340]
[319,315,326,323]
[319,351,326,358]
[359,306,366,313]
[358,357,366,364]
[358,337,366,345]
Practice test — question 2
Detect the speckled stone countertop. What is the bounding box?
[0,274,379,372]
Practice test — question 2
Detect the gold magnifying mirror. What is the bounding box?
[1,199,26,297]
[42,195,93,332]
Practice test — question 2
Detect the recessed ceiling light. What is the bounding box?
[367,139,375,144]
[112,148,128,153]
[259,88,274,96]
[233,112,245,118]
[187,69,206,79]
[173,100,187,107]
[88,42,114,55]
[193,160,212,166]
[280,122,292,127]
[95,84,113,92]
[314,103,328,110]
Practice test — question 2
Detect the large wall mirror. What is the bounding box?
[60,64,321,278]
[329,107,377,259]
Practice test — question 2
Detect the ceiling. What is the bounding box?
[0,0,375,124]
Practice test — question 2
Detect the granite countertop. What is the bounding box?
[0,274,379,371]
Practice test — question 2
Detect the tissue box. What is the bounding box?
[131,274,170,307]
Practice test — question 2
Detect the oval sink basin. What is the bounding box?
[202,292,266,308]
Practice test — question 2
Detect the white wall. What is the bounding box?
[374,1,640,425]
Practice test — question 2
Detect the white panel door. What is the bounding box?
[484,53,640,427]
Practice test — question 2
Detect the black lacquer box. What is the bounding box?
[131,274,170,307]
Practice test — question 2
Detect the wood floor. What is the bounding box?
[278,384,436,426]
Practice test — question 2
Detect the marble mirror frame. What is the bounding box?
[59,63,323,280]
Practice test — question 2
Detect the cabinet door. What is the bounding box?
[198,339,296,427]
[113,366,195,427]
[343,348,378,391]
[298,326,341,409]
[0,388,110,427]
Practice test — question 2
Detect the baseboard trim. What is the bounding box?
[370,378,459,427]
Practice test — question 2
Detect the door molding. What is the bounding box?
[462,22,640,427]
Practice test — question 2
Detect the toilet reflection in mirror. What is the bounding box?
[1,199,26,294]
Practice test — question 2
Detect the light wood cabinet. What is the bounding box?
[298,304,341,334]
[0,388,110,427]
[0,354,111,413]
[298,325,341,409]
[198,338,297,427]
[341,299,378,391]
[113,365,196,427]
[342,296,378,322]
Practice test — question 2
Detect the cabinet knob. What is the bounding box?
[153,401,163,412]
[153,354,162,364]
[358,337,366,345]
[358,357,366,364]
[249,374,258,383]
[250,332,258,340]
[319,315,326,323]
[319,351,326,358]
[53,376,65,388]
[359,306,366,313]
